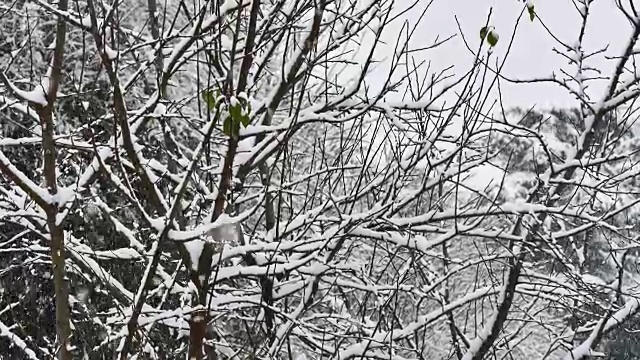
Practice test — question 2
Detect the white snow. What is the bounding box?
[0,95,40,122]
[168,212,241,241]
[162,0,247,76]
[184,240,204,270]
[52,186,76,207]
[1,76,48,105]
[460,247,521,360]
[154,102,167,115]
[0,150,52,205]
[339,285,499,358]
[565,298,640,360]
[0,319,39,359]
[79,247,142,260]
[149,217,166,232]
[104,45,119,60]
[80,16,92,27]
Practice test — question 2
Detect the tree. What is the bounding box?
[2,0,640,359]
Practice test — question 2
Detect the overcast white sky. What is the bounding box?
[374,0,633,111]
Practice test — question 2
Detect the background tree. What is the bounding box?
[2,0,640,359]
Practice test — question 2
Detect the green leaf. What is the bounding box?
[229,104,238,120]
[239,114,250,127]
[480,26,488,40]
[202,90,217,110]
[527,3,535,21]
[480,26,498,47]
[229,99,251,128]
[487,29,498,47]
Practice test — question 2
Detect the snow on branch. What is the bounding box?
[0,72,48,106]
[563,298,640,360]
[0,319,40,360]
[0,150,52,208]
